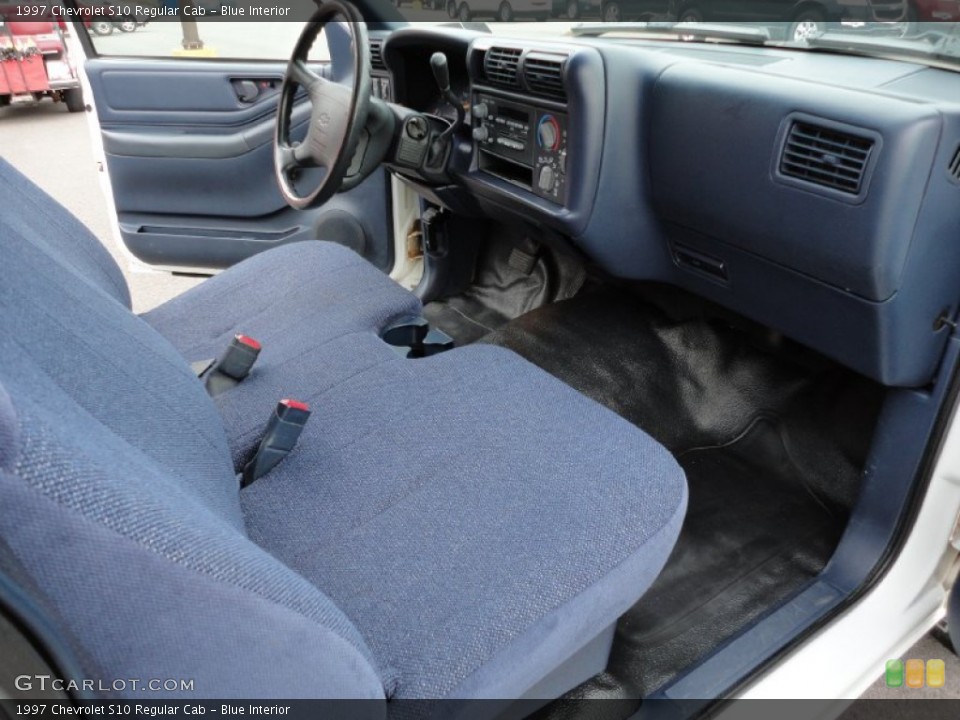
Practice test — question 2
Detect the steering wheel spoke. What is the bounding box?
[292,141,316,167]
[288,59,322,94]
[276,142,312,172]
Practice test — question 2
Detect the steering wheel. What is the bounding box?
[274,2,371,210]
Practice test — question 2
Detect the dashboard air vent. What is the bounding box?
[780,121,875,196]
[949,145,960,183]
[524,53,567,102]
[370,40,385,71]
[483,47,522,88]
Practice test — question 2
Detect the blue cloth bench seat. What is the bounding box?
[0,157,687,705]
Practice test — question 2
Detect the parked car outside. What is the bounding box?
[598,0,907,29]
[551,0,603,18]
[907,0,960,20]
[446,0,551,20]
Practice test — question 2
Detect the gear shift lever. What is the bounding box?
[428,52,465,166]
[430,51,452,95]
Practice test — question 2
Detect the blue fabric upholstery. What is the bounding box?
[142,241,421,363]
[216,331,402,467]
[0,206,384,699]
[1,157,422,466]
[0,159,131,308]
[0,156,688,702]
[242,345,688,700]
[0,183,242,526]
[142,241,422,464]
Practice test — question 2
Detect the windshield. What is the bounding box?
[51,0,960,74]
[469,20,960,71]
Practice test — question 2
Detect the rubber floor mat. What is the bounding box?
[484,287,883,701]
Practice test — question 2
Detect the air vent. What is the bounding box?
[370,40,385,71]
[949,145,960,183]
[780,121,875,196]
[482,47,522,88]
[524,53,567,102]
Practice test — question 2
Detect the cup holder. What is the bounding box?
[381,317,455,359]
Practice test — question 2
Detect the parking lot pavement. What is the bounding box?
[3,38,959,704]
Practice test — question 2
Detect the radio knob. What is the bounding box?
[538,165,556,192]
[472,126,490,142]
[473,103,490,120]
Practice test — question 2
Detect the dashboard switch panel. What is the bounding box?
[473,92,569,205]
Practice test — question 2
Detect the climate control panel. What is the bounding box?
[472,92,569,205]
[533,113,568,203]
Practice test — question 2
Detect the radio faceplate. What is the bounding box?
[472,92,569,205]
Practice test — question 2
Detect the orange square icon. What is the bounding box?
[905,658,925,688]
[927,659,946,688]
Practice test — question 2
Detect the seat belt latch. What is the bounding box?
[202,334,262,396]
[241,399,311,488]
[216,334,262,380]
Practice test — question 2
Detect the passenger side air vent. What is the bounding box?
[370,40,386,71]
[482,47,522,88]
[523,53,567,102]
[780,121,875,196]
[949,145,960,183]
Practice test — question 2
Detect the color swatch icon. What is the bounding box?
[905,659,925,688]
[885,659,903,688]
[927,659,946,688]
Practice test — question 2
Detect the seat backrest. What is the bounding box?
[0,161,384,700]
[0,159,131,309]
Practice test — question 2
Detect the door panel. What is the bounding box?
[81,32,393,273]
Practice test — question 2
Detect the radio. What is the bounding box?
[472,93,569,205]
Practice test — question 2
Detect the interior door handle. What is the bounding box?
[231,78,281,104]
[234,80,260,104]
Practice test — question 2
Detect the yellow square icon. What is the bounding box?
[905,659,925,688]
[927,659,946,688]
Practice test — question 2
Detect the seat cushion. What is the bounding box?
[142,241,422,464]
[0,365,385,701]
[143,241,421,361]
[241,345,688,700]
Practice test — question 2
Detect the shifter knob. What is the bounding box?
[430,52,451,93]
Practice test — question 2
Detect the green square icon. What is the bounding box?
[886,659,904,688]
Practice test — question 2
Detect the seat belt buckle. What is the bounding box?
[201,334,262,396]
[241,399,311,488]
[216,334,262,380]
